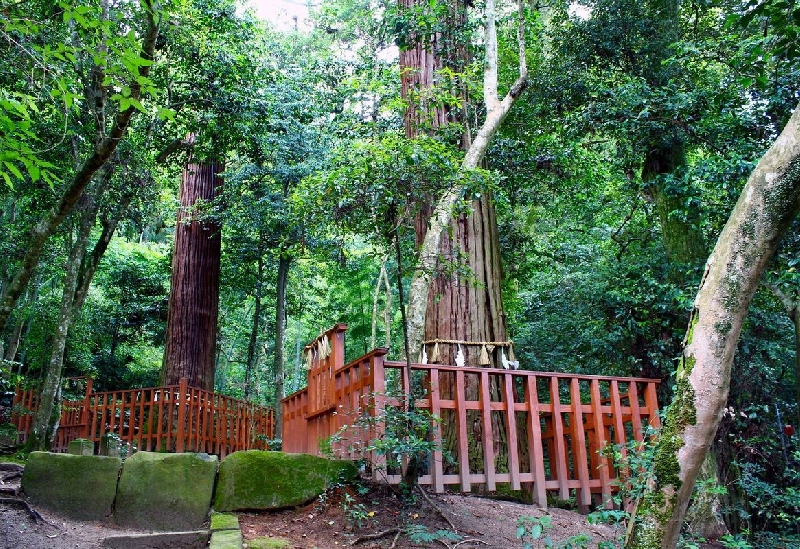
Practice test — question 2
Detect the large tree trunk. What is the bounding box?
[274,253,290,442]
[161,162,223,391]
[405,0,527,360]
[0,5,159,336]
[626,101,800,549]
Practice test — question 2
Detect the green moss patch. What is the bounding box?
[213,451,357,511]
[209,529,242,549]
[210,512,239,531]
[114,451,218,531]
[246,536,292,549]
[21,451,121,521]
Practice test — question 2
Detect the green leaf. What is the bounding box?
[4,161,23,180]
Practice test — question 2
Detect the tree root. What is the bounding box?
[351,527,401,546]
[416,485,459,533]
[0,497,45,522]
[1,471,22,482]
[439,539,490,548]
[0,486,19,496]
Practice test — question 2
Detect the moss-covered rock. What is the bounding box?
[114,451,218,531]
[213,451,357,511]
[209,529,242,549]
[247,537,292,549]
[21,451,121,521]
[210,512,239,531]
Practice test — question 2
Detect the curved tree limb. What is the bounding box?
[405,0,528,360]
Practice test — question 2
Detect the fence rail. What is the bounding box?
[13,378,274,458]
[283,325,661,510]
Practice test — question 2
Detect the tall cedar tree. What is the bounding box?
[161,162,223,390]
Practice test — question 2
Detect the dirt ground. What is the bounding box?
[0,461,621,549]
[238,483,622,549]
[1,462,725,549]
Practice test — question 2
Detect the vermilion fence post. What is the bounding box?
[81,378,93,439]
[176,378,188,453]
[479,371,496,491]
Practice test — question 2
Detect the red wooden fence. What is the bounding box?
[13,378,275,458]
[283,325,661,510]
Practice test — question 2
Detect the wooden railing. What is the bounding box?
[13,378,275,458]
[283,325,661,510]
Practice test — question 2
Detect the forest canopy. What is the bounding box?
[1,0,799,547]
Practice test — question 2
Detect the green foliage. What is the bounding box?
[341,491,374,528]
[719,534,754,549]
[325,389,446,487]
[516,515,554,549]
[406,524,461,544]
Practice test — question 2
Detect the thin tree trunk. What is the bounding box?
[0,6,159,335]
[763,281,800,429]
[161,162,223,391]
[28,194,97,450]
[244,255,264,401]
[643,145,707,266]
[371,260,392,350]
[627,101,800,549]
[795,308,800,430]
[274,254,291,441]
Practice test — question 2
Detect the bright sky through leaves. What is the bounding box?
[246,0,310,29]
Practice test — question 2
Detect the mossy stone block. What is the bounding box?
[210,512,239,531]
[213,450,358,511]
[114,451,218,531]
[22,451,121,521]
[247,537,292,549]
[209,529,242,549]
[68,438,94,456]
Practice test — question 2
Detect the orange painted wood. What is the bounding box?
[524,376,548,507]
[589,379,612,507]
[629,382,643,442]
[479,371,496,491]
[455,369,471,492]
[645,382,661,430]
[176,379,187,453]
[549,377,570,500]
[429,366,445,493]
[503,373,521,491]
[570,378,591,509]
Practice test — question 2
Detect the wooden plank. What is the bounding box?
[455,369,471,492]
[610,380,627,450]
[525,376,547,508]
[570,378,591,510]
[629,382,643,442]
[371,352,387,480]
[429,367,445,493]
[503,373,521,491]
[644,382,661,430]
[590,379,612,508]
[549,377,570,500]
[479,371,496,491]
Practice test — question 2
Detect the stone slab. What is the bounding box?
[68,438,94,456]
[209,529,242,549]
[213,450,358,511]
[21,451,121,521]
[210,512,239,531]
[114,451,218,531]
[102,531,209,549]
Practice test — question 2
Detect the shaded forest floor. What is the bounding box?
[0,465,733,549]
